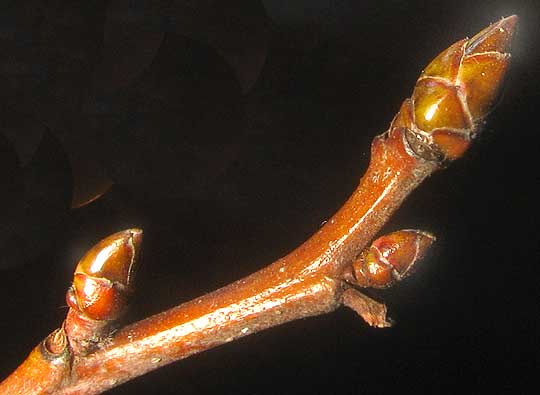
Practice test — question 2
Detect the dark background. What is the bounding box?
[1,1,538,394]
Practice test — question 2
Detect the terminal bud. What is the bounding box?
[390,16,517,161]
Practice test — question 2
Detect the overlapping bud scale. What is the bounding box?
[391,16,516,161]
[350,230,435,289]
[66,229,142,321]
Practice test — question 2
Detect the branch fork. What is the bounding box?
[0,16,517,395]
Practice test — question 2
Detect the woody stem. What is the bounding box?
[58,127,437,395]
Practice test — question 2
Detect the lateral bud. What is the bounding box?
[346,229,435,288]
[66,229,142,321]
[64,229,142,355]
[0,328,71,394]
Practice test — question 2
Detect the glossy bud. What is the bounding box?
[391,16,517,161]
[66,229,142,321]
[350,229,435,288]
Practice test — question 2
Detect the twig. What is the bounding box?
[0,16,517,395]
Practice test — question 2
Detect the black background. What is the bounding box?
[1,1,538,394]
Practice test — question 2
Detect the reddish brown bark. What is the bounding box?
[0,16,517,395]
[62,126,438,395]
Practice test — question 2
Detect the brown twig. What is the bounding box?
[0,16,517,395]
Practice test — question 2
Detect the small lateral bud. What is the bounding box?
[348,229,435,288]
[64,229,143,356]
[42,328,69,358]
[66,229,142,321]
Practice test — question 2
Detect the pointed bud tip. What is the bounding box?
[415,229,436,243]
[373,229,436,276]
[466,15,518,55]
[126,228,143,242]
[116,228,143,250]
[494,14,518,50]
[501,15,518,30]
[75,228,143,287]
